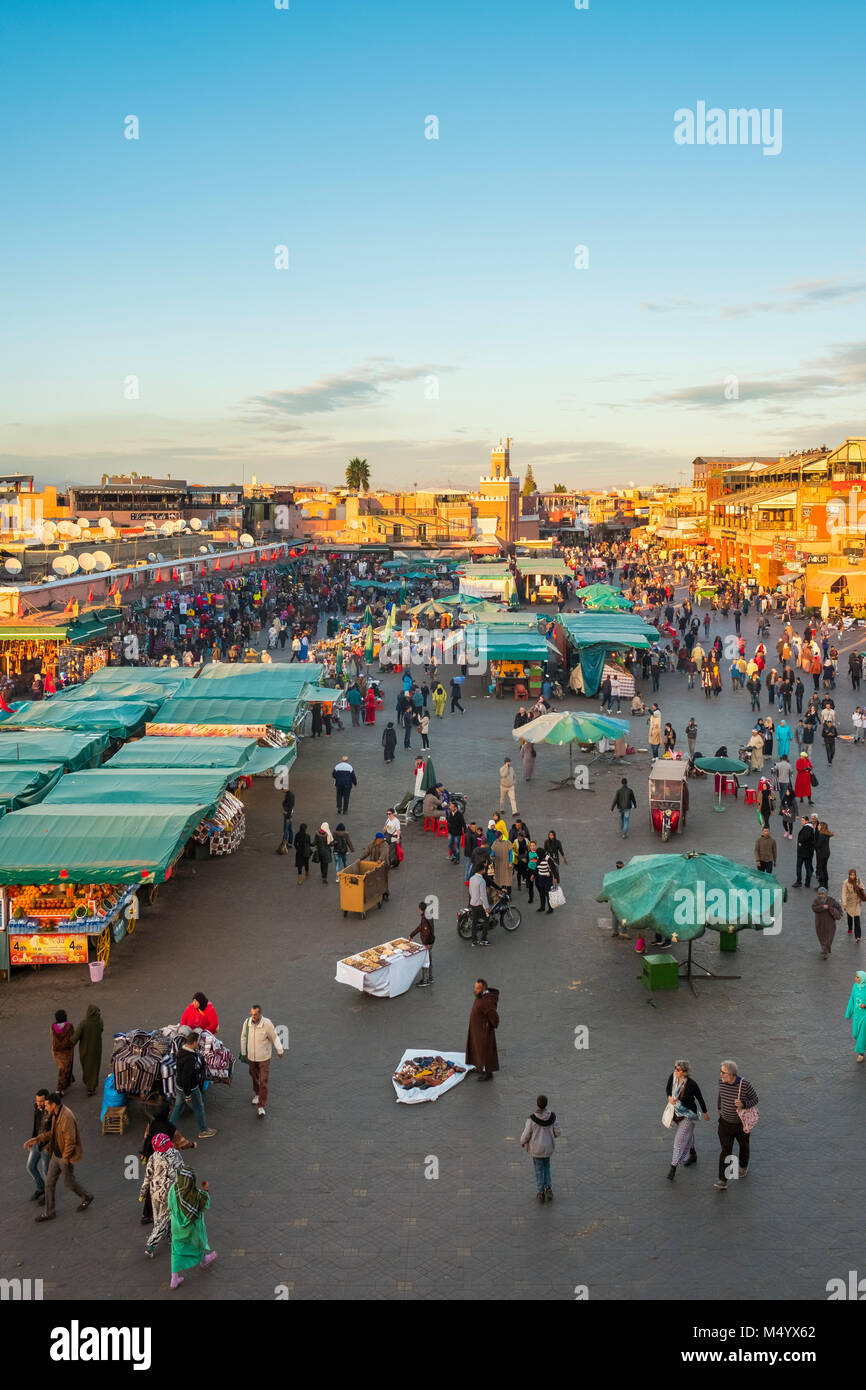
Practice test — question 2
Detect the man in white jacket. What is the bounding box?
[520,1094,562,1204]
[240,1005,284,1118]
[499,758,518,816]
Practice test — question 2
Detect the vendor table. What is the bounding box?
[336,939,428,997]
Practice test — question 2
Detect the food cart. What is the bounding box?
[335,937,427,996]
[6,883,139,973]
[338,858,390,919]
[649,759,689,839]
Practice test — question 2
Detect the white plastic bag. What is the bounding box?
[548,885,566,910]
[662,1102,675,1129]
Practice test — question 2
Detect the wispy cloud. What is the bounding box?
[641,278,866,320]
[239,359,454,425]
[644,339,866,409]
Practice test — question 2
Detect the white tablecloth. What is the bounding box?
[335,948,428,998]
[392,1049,471,1104]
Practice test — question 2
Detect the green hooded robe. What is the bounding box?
[71,1004,104,1093]
[845,971,866,1054]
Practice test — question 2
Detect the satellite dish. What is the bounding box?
[156,553,164,563]
[147,552,157,563]
[98,516,112,529]
[240,533,254,546]
[66,556,80,574]
[4,558,22,575]
[57,520,74,536]
[144,519,157,530]
[41,526,56,544]
[77,518,90,529]
[92,551,111,571]
[78,552,95,572]
[207,543,215,553]
[67,523,81,539]
[100,525,116,540]
[190,518,202,531]
[199,545,208,554]
[160,523,173,536]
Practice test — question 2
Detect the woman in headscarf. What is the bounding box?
[842,868,865,941]
[663,1059,710,1180]
[814,820,834,888]
[140,1132,182,1259]
[313,823,334,884]
[812,886,842,959]
[50,1010,76,1095]
[294,823,312,884]
[382,722,397,762]
[70,1004,103,1096]
[844,970,866,1063]
[138,1103,196,1225]
[364,686,377,725]
[794,751,813,805]
[167,1161,217,1289]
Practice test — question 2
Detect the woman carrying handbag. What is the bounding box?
[663,1060,710,1181]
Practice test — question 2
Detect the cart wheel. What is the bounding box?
[126,914,136,936]
[95,927,111,964]
[343,911,347,918]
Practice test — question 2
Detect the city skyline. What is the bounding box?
[3,0,865,490]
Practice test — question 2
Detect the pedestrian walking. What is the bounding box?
[823,720,838,763]
[24,1089,50,1203]
[170,1033,216,1139]
[813,886,843,958]
[432,682,447,717]
[332,823,354,872]
[50,1010,76,1096]
[534,850,559,914]
[402,705,414,749]
[468,868,491,945]
[520,1094,561,1203]
[239,1004,285,1118]
[815,820,834,888]
[294,823,312,883]
[346,682,362,726]
[140,1132,182,1259]
[492,834,513,889]
[714,1061,758,1189]
[419,711,430,749]
[754,826,776,874]
[686,718,697,759]
[611,777,637,837]
[664,1060,710,1181]
[382,722,397,762]
[498,758,518,816]
[520,738,536,781]
[410,901,436,986]
[780,786,796,839]
[845,970,866,1062]
[466,978,500,1081]
[793,817,815,887]
[842,869,865,941]
[450,676,465,713]
[279,788,295,851]
[70,1005,103,1096]
[758,781,775,829]
[794,752,813,805]
[332,755,357,815]
[167,1162,217,1289]
[26,1094,94,1222]
[313,823,334,882]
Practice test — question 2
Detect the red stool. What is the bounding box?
[436,817,449,837]
[423,816,436,832]
[743,787,758,806]
[375,697,384,710]
[721,776,738,798]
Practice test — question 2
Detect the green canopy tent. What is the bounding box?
[559,613,660,697]
[44,768,233,817]
[579,582,634,612]
[56,676,188,703]
[478,630,553,663]
[108,736,296,775]
[0,699,157,741]
[0,763,65,810]
[0,730,109,771]
[188,664,324,694]
[84,665,198,687]
[0,803,210,885]
[148,696,300,733]
[597,850,786,991]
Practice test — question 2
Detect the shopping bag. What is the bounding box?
[548,885,566,910]
[395,842,404,863]
[662,1102,675,1129]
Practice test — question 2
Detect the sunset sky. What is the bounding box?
[2,0,865,491]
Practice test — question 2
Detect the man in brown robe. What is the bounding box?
[812,887,842,959]
[466,979,500,1082]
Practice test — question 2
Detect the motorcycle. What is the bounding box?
[456,886,521,939]
[410,790,468,820]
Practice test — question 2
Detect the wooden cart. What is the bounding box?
[339,859,390,919]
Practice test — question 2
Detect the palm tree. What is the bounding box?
[553,482,568,494]
[346,457,371,492]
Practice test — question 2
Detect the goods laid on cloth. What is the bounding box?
[336,937,427,997]
[392,1049,470,1104]
[112,1025,235,1103]
[338,858,390,919]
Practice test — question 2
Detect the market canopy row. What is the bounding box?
[148,695,300,733]
[108,734,295,775]
[0,698,157,741]
[0,803,209,885]
[0,730,109,770]
[44,768,234,818]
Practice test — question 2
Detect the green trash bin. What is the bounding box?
[641,953,679,991]
[718,930,738,953]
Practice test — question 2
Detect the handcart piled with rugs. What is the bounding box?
[101,1024,236,1133]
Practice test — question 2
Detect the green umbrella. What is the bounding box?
[597,850,786,987]
[418,755,437,791]
[399,578,408,605]
[364,625,375,663]
[512,710,629,785]
[363,604,373,625]
[694,756,749,813]
[335,645,343,678]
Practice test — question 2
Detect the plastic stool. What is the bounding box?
[436,817,449,837]
[721,776,737,798]
[423,816,436,832]
[743,787,758,806]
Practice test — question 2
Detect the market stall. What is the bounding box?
[0,802,208,975]
[0,608,123,694]
[0,762,65,811]
[109,1024,235,1116]
[0,697,157,741]
[336,936,427,997]
[146,695,301,736]
[557,613,660,697]
[107,734,296,777]
[514,556,570,603]
[0,729,110,771]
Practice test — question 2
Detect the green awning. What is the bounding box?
[149,696,299,732]
[0,730,109,770]
[0,763,65,810]
[191,664,323,694]
[0,803,208,885]
[45,769,233,817]
[0,699,156,740]
[108,736,265,770]
[243,743,297,776]
[481,631,552,662]
[85,666,198,687]
[514,558,569,577]
[58,677,188,703]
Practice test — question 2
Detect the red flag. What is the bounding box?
[0,694,13,713]
[155,569,162,582]
[124,576,131,591]
[172,567,178,581]
[108,582,117,597]
[215,558,221,571]
[228,559,234,570]
[87,587,93,603]
[64,598,74,613]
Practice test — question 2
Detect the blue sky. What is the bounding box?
[2,0,865,490]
